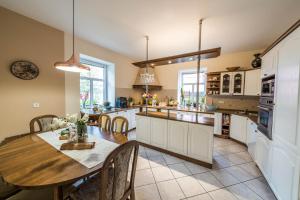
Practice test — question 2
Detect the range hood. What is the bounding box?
[132,67,162,90]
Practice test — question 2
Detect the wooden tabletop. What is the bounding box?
[136,111,214,126]
[0,126,128,189]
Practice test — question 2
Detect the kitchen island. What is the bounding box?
[136,111,214,168]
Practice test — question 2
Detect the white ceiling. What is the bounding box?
[1,0,299,61]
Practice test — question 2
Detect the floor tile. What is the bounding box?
[210,169,240,187]
[169,163,192,178]
[163,154,184,165]
[244,177,277,200]
[184,161,209,175]
[234,152,253,162]
[136,156,151,170]
[227,183,263,200]
[225,166,255,182]
[194,172,224,192]
[238,163,262,178]
[145,148,163,157]
[212,155,233,169]
[186,193,213,200]
[177,176,206,197]
[224,144,247,154]
[148,155,167,168]
[135,183,161,200]
[152,166,174,182]
[157,180,185,200]
[225,153,249,165]
[209,188,238,200]
[135,169,155,187]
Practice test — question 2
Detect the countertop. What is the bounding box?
[136,111,214,127]
[81,106,140,116]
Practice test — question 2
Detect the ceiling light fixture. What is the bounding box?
[140,36,155,85]
[54,0,89,73]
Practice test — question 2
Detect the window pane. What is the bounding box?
[182,73,197,84]
[93,80,104,105]
[80,64,104,79]
[80,79,91,108]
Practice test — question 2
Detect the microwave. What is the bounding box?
[261,75,275,97]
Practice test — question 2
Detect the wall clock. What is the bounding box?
[10,60,39,80]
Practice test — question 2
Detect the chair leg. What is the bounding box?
[130,190,135,200]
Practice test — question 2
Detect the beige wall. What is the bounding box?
[0,7,65,142]
[64,34,139,114]
[153,49,263,110]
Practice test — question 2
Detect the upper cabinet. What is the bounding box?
[244,69,261,96]
[261,47,278,78]
[220,71,244,95]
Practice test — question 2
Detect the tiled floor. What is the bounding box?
[134,136,277,200]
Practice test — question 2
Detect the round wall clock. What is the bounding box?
[10,60,39,80]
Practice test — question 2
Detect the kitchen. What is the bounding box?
[0,1,300,200]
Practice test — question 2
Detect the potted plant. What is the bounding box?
[76,114,89,143]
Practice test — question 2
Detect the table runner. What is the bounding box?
[37,129,119,168]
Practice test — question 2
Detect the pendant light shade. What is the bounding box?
[54,0,90,73]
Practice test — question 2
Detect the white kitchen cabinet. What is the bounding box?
[244,69,261,96]
[167,120,188,155]
[261,47,278,78]
[198,113,214,118]
[220,72,244,95]
[230,114,247,143]
[213,112,222,135]
[150,118,168,148]
[246,119,258,160]
[136,115,151,143]
[188,123,213,163]
[255,132,272,181]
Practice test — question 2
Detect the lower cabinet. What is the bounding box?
[230,114,247,143]
[246,119,258,160]
[136,115,151,144]
[188,123,213,163]
[167,120,188,155]
[255,132,272,180]
[214,112,222,135]
[150,118,168,148]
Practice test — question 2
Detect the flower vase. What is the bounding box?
[77,123,87,143]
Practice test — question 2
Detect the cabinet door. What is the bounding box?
[220,72,232,95]
[167,120,188,155]
[261,51,274,78]
[244,69,261,96]
[230,114,247,143]
[136,116,151,144]
[150,118,168,148]
[246,119,258,160]
[255,133,272,180]
[214,113,222,135]
[188,123,213,163]
[232,71,245,95]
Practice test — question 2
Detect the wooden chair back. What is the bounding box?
[111,116,129,136]
[98,114,111,131]
[29,115,58,133]
[100,140,139,200]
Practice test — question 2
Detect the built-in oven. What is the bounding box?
[261,75,275,97]
[258,97,274,140]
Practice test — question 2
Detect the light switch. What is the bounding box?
[32,102,40,108]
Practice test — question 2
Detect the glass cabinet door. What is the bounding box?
[232,72,244,95]
[221,73,231,95]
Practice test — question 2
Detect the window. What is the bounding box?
[80,58,108,108]
[178,70,206,104]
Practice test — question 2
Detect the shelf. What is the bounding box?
[207,80,220,82]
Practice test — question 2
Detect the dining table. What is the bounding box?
[0,126,129,200]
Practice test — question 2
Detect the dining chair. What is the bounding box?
[98,114,111,131]
[68,140,139,200]
[111,116,129,136]
[29,114,58,133]
[0,176,20,199]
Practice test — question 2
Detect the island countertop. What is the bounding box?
[136,111,214,127]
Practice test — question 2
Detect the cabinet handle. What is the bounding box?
[264,74,267,76]
[254,130,258,133]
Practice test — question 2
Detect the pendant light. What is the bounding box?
[54,0,90,72]
[140,36,155,84]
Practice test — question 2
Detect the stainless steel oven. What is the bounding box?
[258,97,274,140]
[261,75,275,97]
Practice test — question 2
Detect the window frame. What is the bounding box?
[80,58,108,107]
[178,69,207,103]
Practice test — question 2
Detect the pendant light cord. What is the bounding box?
[145,36,149,108]
[72,0,75,56]
[196,19,203,111]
